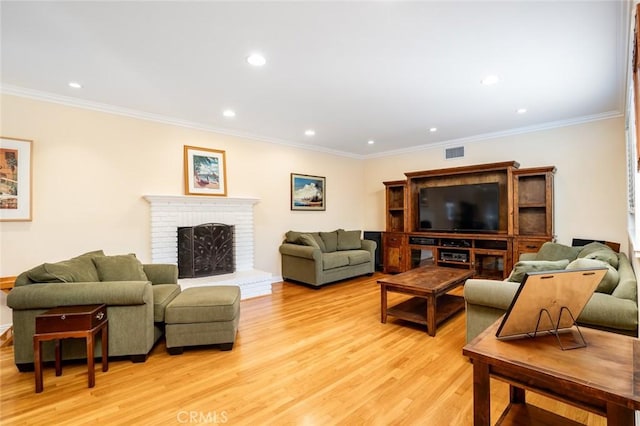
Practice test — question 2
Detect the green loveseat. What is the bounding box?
[7,250,180,371]
[279,229,376,287]
[464,242,638,342]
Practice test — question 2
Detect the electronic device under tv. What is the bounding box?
[418,182,499,232]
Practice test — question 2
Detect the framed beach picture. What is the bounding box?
[0,137,32,221]
[291,173,325,211]
[184,146,227,196]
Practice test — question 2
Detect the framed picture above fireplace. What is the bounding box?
[291,173,325,211]
[184,145,227,196]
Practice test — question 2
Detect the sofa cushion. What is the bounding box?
[285,230,303,243]
[26,250,105,283]
[320,231,339,252]
[565,258,619,294]
[297,233,320,249]
[286,231,327,252]
[347,250,371,266]
[577,243,619,269]
[337,229,362,250]
[322,252,349,270]
[612,253,638,301]
[507,259,570,283]
[535,242,580,262]
[93,254,148,282]
[165,286,240,324]
[578,292,639,331]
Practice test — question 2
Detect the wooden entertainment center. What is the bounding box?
[383,161,555,279]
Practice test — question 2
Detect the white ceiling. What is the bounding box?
[0,1,629,158]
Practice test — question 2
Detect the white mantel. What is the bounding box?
[143,195,271,299]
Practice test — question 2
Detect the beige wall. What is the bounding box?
[363,117,628,250]
[0,94,629,327]
[0,95,366,324]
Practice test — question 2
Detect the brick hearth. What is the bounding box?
[143,195,272,299]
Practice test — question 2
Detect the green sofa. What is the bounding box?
[7,250,180,371]
[279,229,376,287]
[464,242,638,342]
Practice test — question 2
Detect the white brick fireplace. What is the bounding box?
[143,195,272,299]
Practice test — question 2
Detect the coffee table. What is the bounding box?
[463,319,640,425]
[377,266,474,336]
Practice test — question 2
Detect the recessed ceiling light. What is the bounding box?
[367,140,375,145]
[304,129,315,136]
[429,127,438,132]
[223,109,236,118]
[481,75,499,85]
[516,108,527,114]
[247,53,266,67]
[68,81,82,89]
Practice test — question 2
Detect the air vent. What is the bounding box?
[445,146,464,159]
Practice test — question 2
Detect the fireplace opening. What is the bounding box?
[177,223,235,278]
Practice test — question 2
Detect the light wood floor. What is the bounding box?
[1,273,606,425]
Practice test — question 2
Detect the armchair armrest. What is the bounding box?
[143,264,178,285]
[463,279,519,311]
[7,281,153,310]
[361,239,376,255]
[279,243,322,261]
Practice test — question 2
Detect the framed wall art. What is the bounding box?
[0,137,32,221]
[291,173,325,211]
[184,146,227,196]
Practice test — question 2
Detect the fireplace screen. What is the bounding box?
[177,223,235,278]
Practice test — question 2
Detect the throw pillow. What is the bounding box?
[565,258,619,294]
[320,231,339,252]
[577,242,619,268]
[507,259,570,283]
[337,229,362,250]
[309,233,327,252]
[285,231,327,251]
[297,234,320,249]
[534,242,581,262]
[285,231,303,244]
[26,250,104,283]
[93,254,148,282]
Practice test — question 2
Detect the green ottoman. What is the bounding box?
[165,286,240,354]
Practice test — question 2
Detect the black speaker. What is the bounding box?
[363,231,383,271]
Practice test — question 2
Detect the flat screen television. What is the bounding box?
[418,183,499,232]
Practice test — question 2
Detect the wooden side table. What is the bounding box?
[33,304,108,393]
[463,319,640,425]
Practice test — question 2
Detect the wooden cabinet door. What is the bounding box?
[383,233,406,273]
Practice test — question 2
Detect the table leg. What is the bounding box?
[101,324,108,372]
[86,333,95,388]
[509,385,525,404]
[426,295,436,336]
[55,339,62,376]
[606,401,635,425]
[34,337,43,393]
[380,285,387,323]
[473,359,491,426]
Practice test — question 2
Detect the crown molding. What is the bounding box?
[2,84,623,161]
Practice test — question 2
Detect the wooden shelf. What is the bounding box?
[496,403,584,426]
[386,295,464,327]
